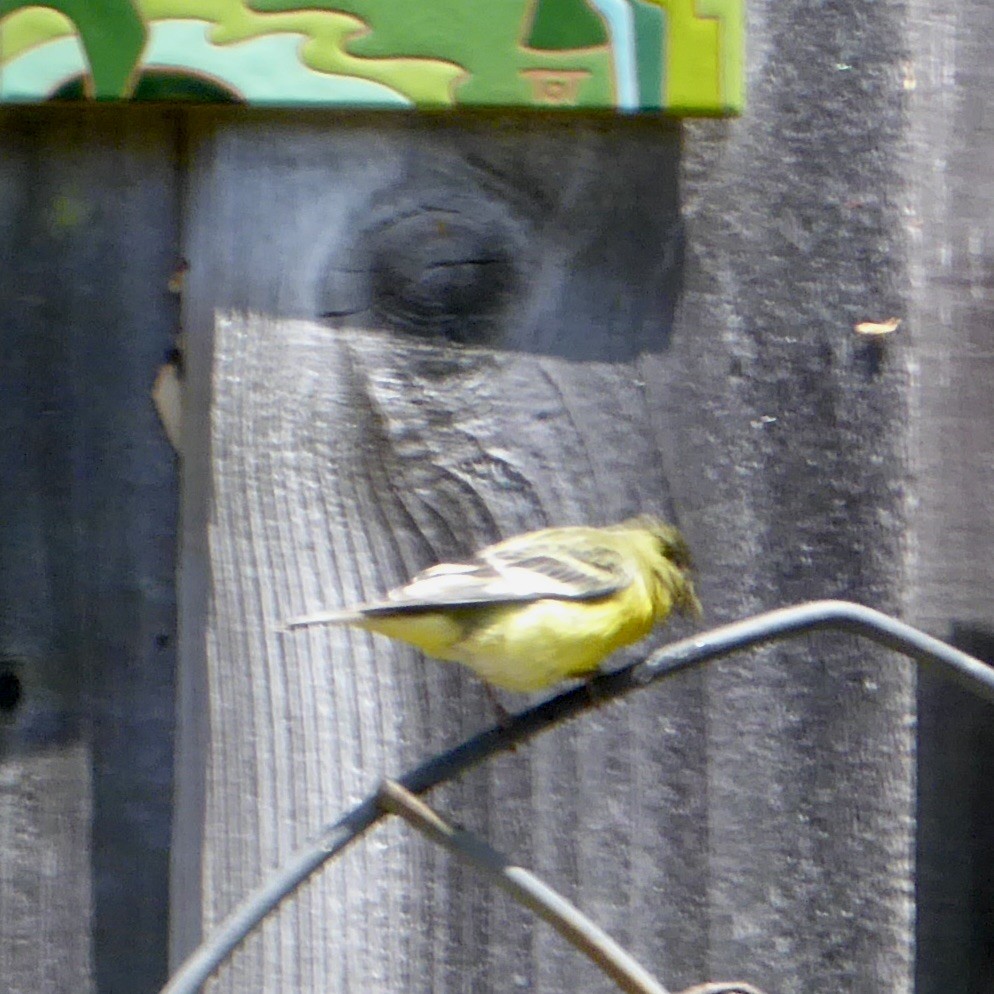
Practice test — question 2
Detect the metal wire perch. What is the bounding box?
[378,779,673,994]
[158,600,994,994]
[378,780,765,994]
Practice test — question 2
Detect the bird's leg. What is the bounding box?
[583,671,604,708]
[483,683,513,729]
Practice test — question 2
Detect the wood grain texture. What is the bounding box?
[174,117,710,994]
[663,0,915,981]
[0,108,180,994]
[176,98,911,994]
[905,0,994,990]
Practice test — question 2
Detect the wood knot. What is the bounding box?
[321,201,527,345]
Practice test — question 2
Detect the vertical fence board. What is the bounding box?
[174,101,912,993]
[0,108,179,994]
[906,0,994,990]
[174,115,710,994]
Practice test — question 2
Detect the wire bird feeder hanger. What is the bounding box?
[160,601,994,994]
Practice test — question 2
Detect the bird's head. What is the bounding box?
[620,515,702,617]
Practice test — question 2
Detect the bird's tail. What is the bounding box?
[284,608,363,630]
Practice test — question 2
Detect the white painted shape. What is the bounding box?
[586,0,638,110]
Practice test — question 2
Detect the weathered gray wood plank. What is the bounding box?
[174,117,711,994]
[0,108,180,994]
[668,0,916,983]
[906,0,994,989]
[176,102,912,994]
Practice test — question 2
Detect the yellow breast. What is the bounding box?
[452,582,660,692]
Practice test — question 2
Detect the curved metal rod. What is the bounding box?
[377,779,671,994]
[159,600,994,994]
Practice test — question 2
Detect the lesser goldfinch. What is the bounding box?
[286,516,699,693]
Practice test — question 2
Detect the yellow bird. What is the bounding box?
[286,516,700,693]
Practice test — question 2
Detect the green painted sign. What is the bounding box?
[0,1,743,114]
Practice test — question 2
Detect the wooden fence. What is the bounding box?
[2,0,994,989]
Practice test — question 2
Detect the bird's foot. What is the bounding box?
[483,684,516,737]
[583,673,604,708]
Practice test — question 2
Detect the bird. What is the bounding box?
[286,515,700,694]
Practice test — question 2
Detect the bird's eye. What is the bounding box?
[657,533,692,570]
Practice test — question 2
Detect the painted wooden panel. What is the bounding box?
[0,0,743,114]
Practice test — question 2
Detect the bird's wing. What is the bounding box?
[360,537,631,616]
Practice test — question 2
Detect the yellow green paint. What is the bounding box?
[255,0,614,107]
[0,2,145,96]
[698,0,743,111]
[0,7,74,58]
[142,0,462,104]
